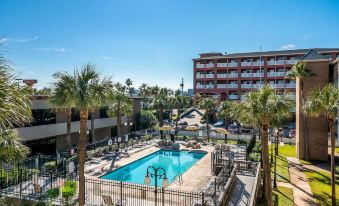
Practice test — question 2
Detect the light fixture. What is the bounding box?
[162,176,169,187]
[130,122,133,126]
[144,174,151,185]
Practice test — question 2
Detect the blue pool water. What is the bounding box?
[100,150,206,186]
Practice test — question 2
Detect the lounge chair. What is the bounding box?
[102,195,126,206]
[33,183,43,198]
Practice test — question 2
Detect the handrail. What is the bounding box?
[248,162,261,206]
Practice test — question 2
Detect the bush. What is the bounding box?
[62,180,77,204]
[43,161,57,173]
[140,110,157,129]
[47,187,60,199]
[249,152,261,162]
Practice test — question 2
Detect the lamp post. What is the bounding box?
[144,166,169,206]
[273,128,280,189]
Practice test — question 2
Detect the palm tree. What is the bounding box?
[242,85,291,206]
[0,57,31,130]
[198,98,215,142]
[125,78,133,97]
[71,63,112,206]
[152,88,172,139]
[50,72,76,152]
[304,84,338,206]
[287,62,316,160]
[217,100,237,142]
[108,82,133,137]
[172,95,190,136]
[0,130,30,163]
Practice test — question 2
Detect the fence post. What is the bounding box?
[50,172,53,189]
[202,192,205,206]
[162,187,165,206]
[120,181,123,206]
[19,168,22,198]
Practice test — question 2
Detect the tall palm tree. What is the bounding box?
[242,85,291,206]
[287,62,316,160]
[304,84,338,206]
[108,82,133,137]
[50,72,76,152]
[172,95,190,136]
[198,98,215,142]
[152,88,172,138]
[0,57,31,130]
[217,100,237,142]
[71,63,112,206]
[125,78,133,97]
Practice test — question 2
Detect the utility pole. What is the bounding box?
[180,78,184,95]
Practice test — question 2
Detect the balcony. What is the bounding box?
[286,83,296,88]
[228,62,238,67]
[253,73,264,77]
[240,95,247,100]
[267,60,285,66]
[252,61,264,66]
[227,84,238,89]
[270,84,285,88]
[241,84,252,89]
[205,74,215,78]
[206,63,215,68]
[253,84,263,89]
[229,95,238,100]
[196,85,205,89]
[228,73,238,78]
[217,74,227,78]
[286,59,299,65]
[206,84,215,89]
[217,63,227,67]
[241,73,252,78]
[196,63,215,68]
[217,84,227,89]
[267,72,285,77]
[196,74,205,79]
[241,62,252,67]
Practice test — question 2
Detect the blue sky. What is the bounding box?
[1,0,339,90]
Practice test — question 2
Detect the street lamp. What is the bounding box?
[144,166,169,206]
[272,128,281,189]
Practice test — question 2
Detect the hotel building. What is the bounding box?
[193,48,339,101]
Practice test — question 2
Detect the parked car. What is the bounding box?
[289,129,296,138]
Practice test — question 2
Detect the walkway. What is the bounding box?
[286,157,318,206]
[226,174,256,206]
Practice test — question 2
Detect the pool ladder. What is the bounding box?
[172,173,183,185]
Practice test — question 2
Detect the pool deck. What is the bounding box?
[86,142,214,193]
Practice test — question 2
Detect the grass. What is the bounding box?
[215,139,238,145]
[304,170,339,206]
[336,147,339,153]
[269,144,296,183]
[258,186,294,206]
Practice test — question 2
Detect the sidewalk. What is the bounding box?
[286,157,318,206]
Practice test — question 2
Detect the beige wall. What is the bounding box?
[296,60,330,161]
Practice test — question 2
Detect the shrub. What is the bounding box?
[62,180,77,204]
[249,152,261,162]
[47,187,60,199]
[44,161,57,173]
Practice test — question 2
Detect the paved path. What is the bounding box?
[287,157,318,206]
[226,175,256,206]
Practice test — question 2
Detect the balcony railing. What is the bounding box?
[252,84,263,89]
[206,63,214,68]
[227,84,238,88]
[196,74,205,79]
[241,73,252,78]
[217,84,227,89]
[270,84,285,88]
[196,85,205,89]
[241,62,252,67]
[267,60,285,66]
[252,61,264,66]
[241,84,252,88]
[217,74,227,78]
[228,73,238,78]
[286,59,299,65]
[253,73,264,77]
[206,74,215,78]
[217,63,227,67]
[286,83,296,88]
[206,84,215,89]
[229,95,238,100]
[228,62,238,67]
[267,72,286,77]
[196,63,214,68]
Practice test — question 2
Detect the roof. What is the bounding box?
[193,48,339,60]
[300,50,330,61]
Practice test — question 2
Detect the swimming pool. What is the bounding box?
[100,150,207,186]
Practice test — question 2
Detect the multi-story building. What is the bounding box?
[193,48,339,101]
[14,96,141,155]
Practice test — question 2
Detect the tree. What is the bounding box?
[241,85,291,206]
[108,83,133,137]
[172,95,190,136]
[217,100,237,142]
[50,72,76,152]
[0,130,30,163]
[198,98,215,142]
[304,84,338,206]
[152,88,172,138]
[125,78,134,97]
[140,109,157,130]
[71,63,112,206]
[287,62,316,160]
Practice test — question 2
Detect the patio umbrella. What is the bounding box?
[185,126,199,131]
[214,128,230,135]
[159,126,174,131]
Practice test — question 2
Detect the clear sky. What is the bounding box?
[1,0,339,90]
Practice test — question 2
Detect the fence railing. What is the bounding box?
[249,162,262,206]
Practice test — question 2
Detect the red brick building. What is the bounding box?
[193,48,339,101]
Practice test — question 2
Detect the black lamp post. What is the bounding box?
[273,128,279,189]
[144,166,169,206]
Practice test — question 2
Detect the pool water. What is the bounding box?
[100,150,206,186]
